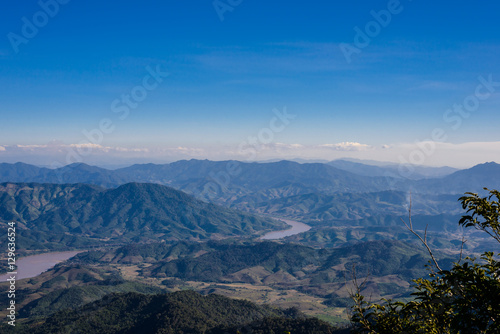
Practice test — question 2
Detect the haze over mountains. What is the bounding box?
[1,160,498,201]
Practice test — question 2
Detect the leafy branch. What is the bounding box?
[459,188,500,244]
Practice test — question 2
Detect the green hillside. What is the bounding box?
[0,182,285,251]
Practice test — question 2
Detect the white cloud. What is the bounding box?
[69,143,105,149]
[269,143,304,150]
[114,147,149,153]
[319,142,372,151]
[0,146,5,151]
[16,144,49,149]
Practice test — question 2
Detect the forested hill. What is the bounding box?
[0,182,284,249]
[10,291,345,334]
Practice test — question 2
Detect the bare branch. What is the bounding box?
[346,263,370,298]
[401,193,442,272]
[346,263,374,329]
[458,236,466,264]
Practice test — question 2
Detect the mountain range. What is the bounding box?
[327,159,459,179]
[1,160,499,206]
[2,159,498,257]
[1,159,498,330]
[0,182,284,252]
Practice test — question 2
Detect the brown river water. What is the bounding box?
[0,251,82,282]
[260,218,311,240]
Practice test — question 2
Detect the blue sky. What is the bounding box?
[1,0,499,167]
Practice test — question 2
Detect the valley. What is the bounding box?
[0,159,499,332]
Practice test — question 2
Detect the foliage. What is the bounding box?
[350,188,500,333]
[459,189,500,243]
[5,290,342,334]
[209,317,347,334]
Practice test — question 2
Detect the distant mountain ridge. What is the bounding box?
[0,160,408,205]
[327,159,459,179]
[416,161,500,194]
[0,160,499,205]
[0,162,125,187]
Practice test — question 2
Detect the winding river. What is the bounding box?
[1,218,310,282]
[0,251,82,282]
[260,218,311,240]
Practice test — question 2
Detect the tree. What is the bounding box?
[350,188,500,333]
